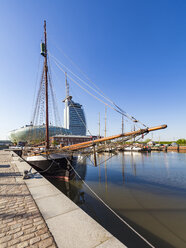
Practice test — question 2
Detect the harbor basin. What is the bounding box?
[49,151,186,248]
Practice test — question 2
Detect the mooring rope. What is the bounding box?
[64,156,155,248]
[19,145,155,247]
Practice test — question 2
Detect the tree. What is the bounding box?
[176,139,186,145]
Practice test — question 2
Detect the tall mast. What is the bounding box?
[98,112,100,138]
[122,115,124,134]
[65,72,69,98]
[44,20,49,149]
[64,72,69,129]
[105,106,107,138]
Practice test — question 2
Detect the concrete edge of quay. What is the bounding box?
[11,151,127,248]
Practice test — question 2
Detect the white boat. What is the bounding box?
[124,146,142,152]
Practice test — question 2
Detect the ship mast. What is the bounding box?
[43,20,49,149]
[65,72,69,98]
[122,115,124,134]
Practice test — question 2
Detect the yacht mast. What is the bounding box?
[105,106,107,138]
[122,115,124,134]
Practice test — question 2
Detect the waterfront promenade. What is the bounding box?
[0,150,126,248]
[0,150,57,248]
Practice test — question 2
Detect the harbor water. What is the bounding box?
[49,151,186,248]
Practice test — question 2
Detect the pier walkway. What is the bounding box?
[0,150,126,248]
[0,150,57,248]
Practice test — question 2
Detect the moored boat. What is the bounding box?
[23,21,73,179]
[124,146,142,152]
[11,20,167,178]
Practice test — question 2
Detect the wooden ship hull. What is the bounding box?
[25,153,75,181]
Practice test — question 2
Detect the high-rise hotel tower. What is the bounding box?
[63,73,86,136]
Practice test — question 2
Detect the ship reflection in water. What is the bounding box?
[49,152,186,248]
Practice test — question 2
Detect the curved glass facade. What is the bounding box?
[9,96,86,142]
[9,125,71,143]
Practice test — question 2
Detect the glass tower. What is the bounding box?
[64,98,86,136]
[63,74,86,136]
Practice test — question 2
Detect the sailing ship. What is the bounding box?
[22,21,74,180]
[21,20,167,178]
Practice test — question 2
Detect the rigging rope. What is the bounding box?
[49,43,145,127]
[48,41,106,95]
[50,56,135,127]
[48,57,62,127]
[32,144,154,248]
[31,67,44,124]
[49,53,119,107]
[48,51,147,128]
[30,49,42,124]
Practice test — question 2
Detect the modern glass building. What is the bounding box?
[9,74,87,143]
[9,125,71,143]
[64,97,86,136]
[9,96,87,143]
[63,72,86,136]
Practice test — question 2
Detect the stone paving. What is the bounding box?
[0,150,57,248]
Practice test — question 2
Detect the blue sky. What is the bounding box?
[0,0,186,140]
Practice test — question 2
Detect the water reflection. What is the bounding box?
[104,160,108,193]
[50,152,186,248]
[122,152,125,184]
[51,156,87,205]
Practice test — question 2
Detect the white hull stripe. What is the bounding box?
[26,153,67,162]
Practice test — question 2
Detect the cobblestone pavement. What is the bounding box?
[0,150,57,248]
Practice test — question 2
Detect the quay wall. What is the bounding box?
[11,151,126,248]
[0,150,57,248]
[167,146,186,151]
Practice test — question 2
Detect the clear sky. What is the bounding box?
[0,0,186,141]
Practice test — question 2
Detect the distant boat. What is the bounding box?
[124,146,142,152]
[124,146,151,152]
